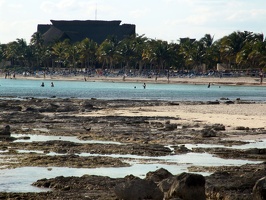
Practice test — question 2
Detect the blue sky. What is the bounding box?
[1,0,266,44]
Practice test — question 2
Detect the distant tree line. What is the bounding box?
[0,31,265,75]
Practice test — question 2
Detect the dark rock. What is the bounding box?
[204,124,225,131]
[114,176,164,200]
[17,136,30,140]
[169,102,180,105]
[162,172,206,200]
[81,100,94,109]
[205,164,266,199]
[158,176,177,194]
[173,145,191,153]
[206,101,220,105]
[24,107,39,112]
[225,100,234,104]
[0,125,11,138]
[164,123,177,131]
[235,126,249,130]
[201,128,216,137]
[212,124,226,131]
[165,120,170,124]
[246,148,266,155]
[145,168,173,183]
[253,176,266,200]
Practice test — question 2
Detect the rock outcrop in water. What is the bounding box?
[253,176,266,200]
[0,125,12,140]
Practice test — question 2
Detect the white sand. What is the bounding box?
[86,103,266,129]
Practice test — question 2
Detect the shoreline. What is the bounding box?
[2,74,265,86]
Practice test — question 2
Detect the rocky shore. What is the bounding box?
[0,98,265,199]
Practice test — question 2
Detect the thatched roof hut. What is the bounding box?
[37,20,136,44]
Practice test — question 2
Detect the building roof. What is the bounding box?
[37,20,136,44]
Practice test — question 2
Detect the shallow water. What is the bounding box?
[0,164,192,193]
[0,79,265,101]
[185,139,266,150]
[12,134,122,145]
[1,133,264,192]
[12,134,266,149]
[0,153,261,193]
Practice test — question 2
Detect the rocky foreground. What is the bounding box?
[0,98,265,199]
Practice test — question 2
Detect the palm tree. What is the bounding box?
[190,41,206,73]
[78,38,98,72]
[116,36,135,74]
[179,38,197,72]
[30,32,44,68]
[0,44,7,64]
[5,39,27,67]
[96,36,119,73]
[64,42,80,72]
[51,40,69,68]
[130,34,148,75]
[236,33,265,69]
[143,39,173,77]
[199,34,218,71]
[219,31,254,69]
[15,38,28,67]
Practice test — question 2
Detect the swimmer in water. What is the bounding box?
[143,83,146,89]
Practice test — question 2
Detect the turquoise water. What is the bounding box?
[0,78,265,101]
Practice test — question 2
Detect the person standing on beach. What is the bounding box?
[259,69,263,84]
[123,74,126,81]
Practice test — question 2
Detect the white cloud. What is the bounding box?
[130,9,150,19]
[40,1,57,13]
[0,0,6,7]
[1,0,266,43]
[57,0,76,9]
[250,9,266,17]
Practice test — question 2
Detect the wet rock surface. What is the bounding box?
[0,98,265,199]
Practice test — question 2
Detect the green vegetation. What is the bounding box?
[0,31,265,75]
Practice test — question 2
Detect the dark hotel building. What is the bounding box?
[37,20,136,44]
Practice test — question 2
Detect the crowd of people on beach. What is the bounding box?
[0,68,264,86]
[2,68,259,80]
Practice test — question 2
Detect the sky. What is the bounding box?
[1,0,266,44]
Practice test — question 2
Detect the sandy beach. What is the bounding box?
[85,102,266,133]
[144,103,266,129]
